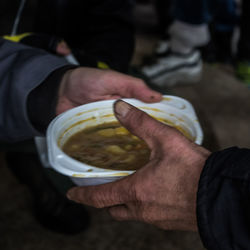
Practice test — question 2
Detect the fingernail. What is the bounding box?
[114,100,130,117]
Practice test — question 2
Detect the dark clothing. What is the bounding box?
[154,0,173,37]
[0,38,69,142]
[27,65,77,134]
[34,0,135,73]
[0,0,135,140]
[173,0,238,31]
[173,0,250,62]
[237,0,250,61]
[197,147,250,249]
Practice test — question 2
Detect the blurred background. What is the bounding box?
[0,0,249,249]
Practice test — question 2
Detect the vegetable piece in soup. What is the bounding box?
[62,122,151,171]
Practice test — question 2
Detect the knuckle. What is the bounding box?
[133,181,144,203]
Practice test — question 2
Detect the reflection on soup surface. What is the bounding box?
[62,122,150,171]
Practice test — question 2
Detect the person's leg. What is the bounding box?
[169,0,212,54]
[152,0,173,57]
[173,0,211,25]
[154,0,173,37]
[203,0,238,64]
[141,0,211,87]
[153,0,173,57]
[170,0,237,54]
[5,150,90,234]
[237,0,250,61]
[236,0,250,86]
[213,0,237,32]
[1,141,90,234]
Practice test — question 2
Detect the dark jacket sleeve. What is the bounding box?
[27,65,77,134]
[197,147,250,250]
[0,38,70,142]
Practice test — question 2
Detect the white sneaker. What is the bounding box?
[155,39,170,56]
[141,50,202,87]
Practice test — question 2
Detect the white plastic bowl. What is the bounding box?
[45,95,203,186]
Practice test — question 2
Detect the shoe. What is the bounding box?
[236,61,250,87]
[154,39,170,57]
[5,152,90,234]
[141,50,202,87]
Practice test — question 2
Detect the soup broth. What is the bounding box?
[62,122,150,171]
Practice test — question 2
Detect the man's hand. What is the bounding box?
[66,100,211,231]
[56,68,162,114]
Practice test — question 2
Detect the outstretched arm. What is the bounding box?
[0,39,161,142]
[67,100,250,250]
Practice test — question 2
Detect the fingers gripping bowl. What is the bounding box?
[47,96,203,186]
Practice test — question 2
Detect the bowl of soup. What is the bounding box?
[46,95,203,186]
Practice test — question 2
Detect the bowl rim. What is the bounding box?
[47,96,203,178]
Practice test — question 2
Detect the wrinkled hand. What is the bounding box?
[67,100,211,231]
[56,68,162,114]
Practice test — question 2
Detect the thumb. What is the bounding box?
[113,100,174,149]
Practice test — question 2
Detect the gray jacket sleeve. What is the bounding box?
[0,38,70,142]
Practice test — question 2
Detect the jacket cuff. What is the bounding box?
[27,65,78,133]
[197,147,250,250]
